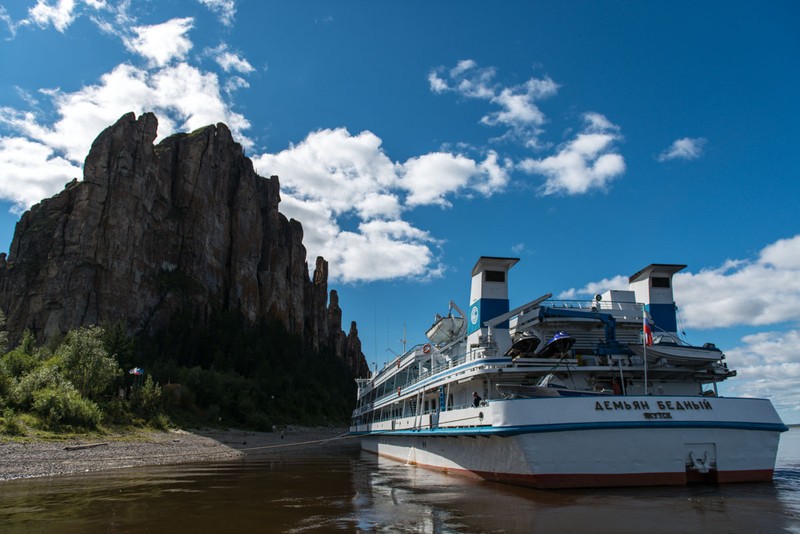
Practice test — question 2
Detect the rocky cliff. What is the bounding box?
[0,112,368,376]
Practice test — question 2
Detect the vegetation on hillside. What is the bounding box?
[0,310,358,437]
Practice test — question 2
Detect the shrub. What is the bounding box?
[1,408,25,436]
[0,331,41,378]
[147,412,171,430]
[32,383,102,429]
[56,326,121,399]
[130,375,163,417]
[11,365,63,410]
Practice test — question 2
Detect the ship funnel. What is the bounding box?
[628,264,686,336]
[467,256,519,353]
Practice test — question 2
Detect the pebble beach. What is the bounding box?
[0,426,355,481]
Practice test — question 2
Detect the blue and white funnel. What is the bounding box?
[467,256,519,353]
[628,263,686,336]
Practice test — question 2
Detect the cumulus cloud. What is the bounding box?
[657,137,707,162]
[252,127,507,281]
[253,128,399,219]
[519,112,625,195]
[27,0,78,32]
[123,17,194,68]
[723,329,800,422]
[329,220,442,283]
[428,59,558,147]
[557,236,800,422]
[559,234,800,330]
[673,236,800,329]
[0,62,251,164]
[0,136,82,212]
[402,151,508,207]
[0,5,252,216]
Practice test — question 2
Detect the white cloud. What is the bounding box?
[224,76,249,95]
[519,113,625,195]
[723,329,800,423]
[197,0,236,26]
[27,0,77,32]
[759,235,800,270]
[428,59,558,147]
[0,56,251,217]
[216,50,253,74]
[253,128,431,282]
[481,78,558,132]
[673,239,800,329]
[0,61,251,164]
[557,236,800,423]
[559,234,800,330]
[402,151,509,208]
[252,127,508,282]
[123,17,194,68]
[427,72,448,93]
[9,0,109,35]
[253,128,399,220]
[0,136,82,212]
[0,7,15,38]
[657,137,707,162]
[208,44,254,74]
[330,221,442,283]
[557,275,630,300]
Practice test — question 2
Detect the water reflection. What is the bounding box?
[352,453,799,533]
[0,433,799,533]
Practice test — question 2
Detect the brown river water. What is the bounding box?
[2,428,799,533]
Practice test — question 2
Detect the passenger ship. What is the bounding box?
[350,257,787,488]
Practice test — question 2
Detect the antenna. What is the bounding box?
[400,323,408,354]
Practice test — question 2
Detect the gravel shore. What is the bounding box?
[0,426,356,481]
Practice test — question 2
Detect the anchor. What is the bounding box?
[688,451,711,474]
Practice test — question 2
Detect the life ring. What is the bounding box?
[422,344,431,354]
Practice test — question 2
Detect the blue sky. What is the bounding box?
[1,1,799,421]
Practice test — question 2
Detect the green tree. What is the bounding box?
[56,326,121,399]
[131,374,162,417]
[0,331,41,378]
[101,321,135,372]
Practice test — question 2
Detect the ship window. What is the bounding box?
[651,277,670,288]
[485,270,505,283]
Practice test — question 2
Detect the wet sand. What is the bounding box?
[0,426,356,481]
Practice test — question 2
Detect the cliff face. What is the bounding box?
[0,112,368,376]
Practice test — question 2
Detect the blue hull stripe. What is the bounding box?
[353,420,789,437]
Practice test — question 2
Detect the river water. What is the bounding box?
[2,429,799,533]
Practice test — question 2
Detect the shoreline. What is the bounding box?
[0,426,356,482]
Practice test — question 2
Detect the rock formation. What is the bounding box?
[0,112,368,376]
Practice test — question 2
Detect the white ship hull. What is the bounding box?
[356,396,785,489]
[350,258,787,489]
